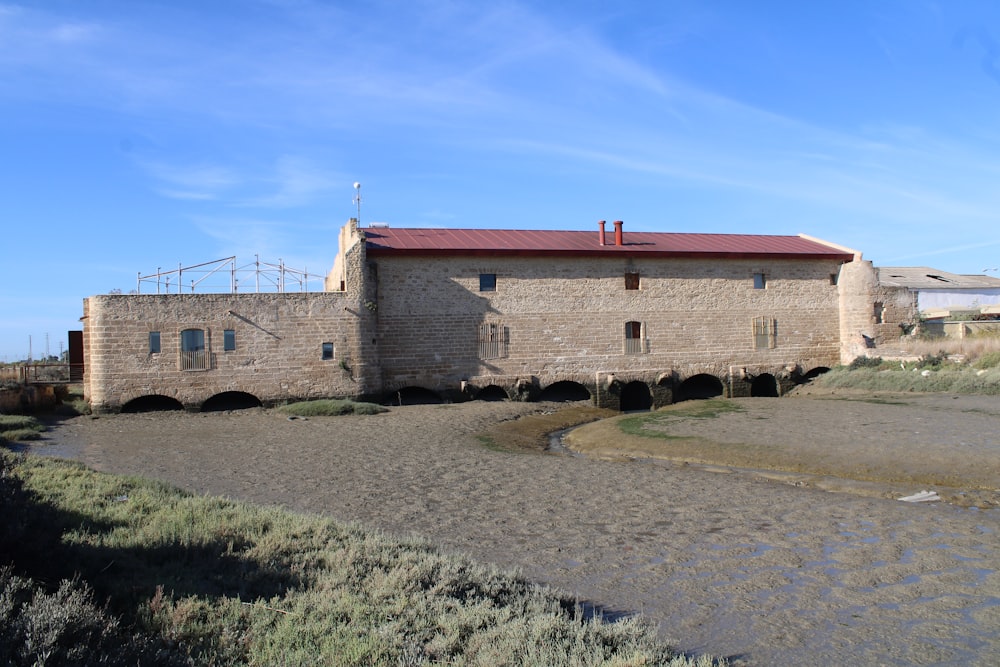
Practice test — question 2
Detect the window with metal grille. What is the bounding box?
[624,320,645,354]
[322,342,334,360]
[180,328,209,370]
[753,316,777,349]
[625,272,640,290]
[478,322,508,359]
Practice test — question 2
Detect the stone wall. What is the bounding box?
[83,292,365,412]
[371,253,851,404]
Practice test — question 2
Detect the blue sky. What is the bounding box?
[2,1,1000,361]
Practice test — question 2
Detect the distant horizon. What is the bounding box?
[3,1,1000,360]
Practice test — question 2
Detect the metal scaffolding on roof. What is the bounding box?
[134,255,325,294]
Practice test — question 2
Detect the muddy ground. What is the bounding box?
[26,391,1000,666]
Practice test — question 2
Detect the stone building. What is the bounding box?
[82,219,873,413]
[870,267,1000,343]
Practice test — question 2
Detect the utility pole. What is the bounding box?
[353,182,362,225]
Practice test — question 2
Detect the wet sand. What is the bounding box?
[29,394,1000,666]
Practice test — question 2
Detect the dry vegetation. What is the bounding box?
[0,449,720,666]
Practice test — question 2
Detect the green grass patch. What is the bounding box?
[276,399,387,417]
[0,429,43,442]
[618,399,743,440]
[0,415,45,442]
[0,415,44,432]
[0,451,715,666]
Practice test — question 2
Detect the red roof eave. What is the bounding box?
[365,247,855,261]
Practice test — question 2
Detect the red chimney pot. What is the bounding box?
[598,220,606,246]
[613,220,623,246]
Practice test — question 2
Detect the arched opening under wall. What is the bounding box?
[675,374,724,402]
[383,386,443,406]
[120,395,184,413]
[750,373,779,397]
[537,381,591,402]
[802,367,830,382]
[620,381,652,412]
[474,385,509,402]
[201,391,263,412]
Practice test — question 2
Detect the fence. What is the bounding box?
[1,364,83,385]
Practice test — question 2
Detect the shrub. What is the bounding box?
[0,569,179,667]
[917,351,949,370]
[848,356,883,369]
[973,351,1000,370]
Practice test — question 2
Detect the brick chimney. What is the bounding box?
[598,220,606,246]
[613,220,623,246]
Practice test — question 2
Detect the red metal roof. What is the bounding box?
[363,226,855,261]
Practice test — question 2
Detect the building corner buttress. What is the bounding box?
[837,259,878,365]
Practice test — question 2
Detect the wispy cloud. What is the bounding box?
[142,162,239,201]
[244,156,343,208]
[141,156,342,208]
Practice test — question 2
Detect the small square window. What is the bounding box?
[625,272,640,290]
[479,273,497,292]
[322,342,334,360]
[223,329,236,351]
[148,331,161,354]
[753,272,766,290]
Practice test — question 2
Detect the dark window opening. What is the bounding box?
[830,273,839,286]
[478,322,508,359]
[223,329,236,351]
[180,328,208,370]
[148,331,161,354]
[874,302,885,324]
[322,342,334,360]
[479,273,497,292]
[753,272,766,289]
[624,320,645,354]
[625,272,640,290]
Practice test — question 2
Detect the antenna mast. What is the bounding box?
[353,182,362,225]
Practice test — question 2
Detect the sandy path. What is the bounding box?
[32,396,1000,666]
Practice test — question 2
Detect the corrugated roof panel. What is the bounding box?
[878,266,1000,289]
[363,227,855,260]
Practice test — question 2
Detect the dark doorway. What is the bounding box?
[384,386,443,405]
[537,381,591,402]
[201,391,263,412]
[675,374,724,401]
[802,367,830,381]
[750,373,779,397]
[475,385,509,401]
[620,381,652,411]
[121,395,184,413]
